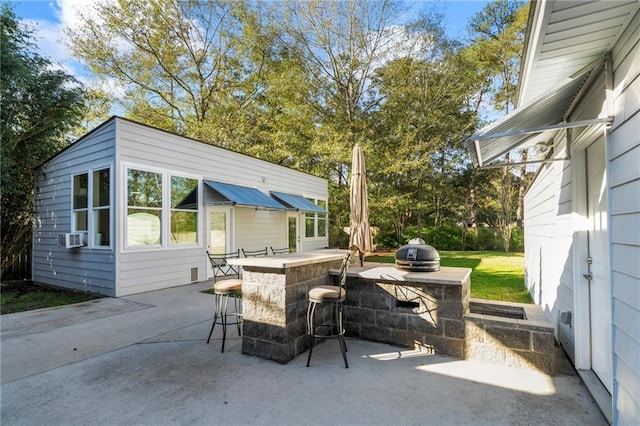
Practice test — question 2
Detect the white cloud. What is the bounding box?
[24,0,106,67]
[23,0,124,95]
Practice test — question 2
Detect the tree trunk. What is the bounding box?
[499,153,512,252]
[469,167,478,228]
[515,150,528,227]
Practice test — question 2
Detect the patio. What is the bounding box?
[1,280,606,425]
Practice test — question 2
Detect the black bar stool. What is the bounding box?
[206,251,243,353]
[306,251,351,368]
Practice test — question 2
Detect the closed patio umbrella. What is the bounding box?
[349,143,374,266]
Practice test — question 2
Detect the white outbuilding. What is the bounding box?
[33,116,329,297]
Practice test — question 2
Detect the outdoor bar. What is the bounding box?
[227,251,473,363]
[227,250,346,363]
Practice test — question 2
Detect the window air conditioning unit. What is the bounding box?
[59,232,86,249]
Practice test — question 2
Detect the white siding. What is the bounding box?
[115,119,329,295]
[234,208,287,253]
[524,152,574,335]
[117,119,326,199]
[524,71,610,368]
[33,120,117,296]
[609,10,640,425]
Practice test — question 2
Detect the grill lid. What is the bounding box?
[395,238,440,272]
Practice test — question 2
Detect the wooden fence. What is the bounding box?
[2,252,31,281]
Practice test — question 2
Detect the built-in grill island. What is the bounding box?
[340,241,556,374]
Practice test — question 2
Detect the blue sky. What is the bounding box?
[7,0,491,94]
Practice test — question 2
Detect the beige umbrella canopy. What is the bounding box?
[349,143,374,266]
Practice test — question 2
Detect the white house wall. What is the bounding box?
[524,141,574,344]
[524,74,609,360]
[524,9,639,423]
[608,9,640,425]
[115,119,329,296]
[233,208,287,252]
[32,120,117,296]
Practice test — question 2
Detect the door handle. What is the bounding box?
[583,273,593,280]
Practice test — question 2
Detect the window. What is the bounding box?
[125,167,200,248]
[72,168,111,247]
[170,176,198,244]
[304,198,328,238]
[73,174,88,231]
[317,200,327,237]
[127,169,162,246]
[305,212,315,238]
[93,169,110,247]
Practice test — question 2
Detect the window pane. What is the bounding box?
[209,212,226,254]
[73,174,88,209]
[127,209,162,246]
[93,169,110,207]
[171,211,197,243]
[127,169,162,208]
[318,216,326,237]
[305,213,314,237]
[75,211,87,231]
[171,176,198,210]
[94,208,110,246]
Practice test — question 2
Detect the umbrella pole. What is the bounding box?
[359,251,364,267]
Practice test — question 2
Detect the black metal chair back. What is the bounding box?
[336,251,351,288]
[270,246,291,255]
[207,250,241,283]
[242,247,268,257]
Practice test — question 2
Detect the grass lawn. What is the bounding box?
[367,250,532,304]
[1,281,100,315]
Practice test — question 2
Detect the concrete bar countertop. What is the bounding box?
[345,263,471,286]
[226,249,346,269]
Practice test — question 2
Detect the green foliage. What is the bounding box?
[62,0,529,255]
[1,4,86,277]
[424,224,465,251]
[374,224,524,253]
[467,0,527,113]
[509,225,524,252]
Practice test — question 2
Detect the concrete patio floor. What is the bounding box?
[1,281,606,425]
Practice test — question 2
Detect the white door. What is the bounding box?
[206,207,232,277]
[585,137,613,393]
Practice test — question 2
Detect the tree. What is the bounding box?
[276,0,409,238]
[1,4,86,277]
[68,0,276,149]
[367,14,479,245]
[466,0,529,251]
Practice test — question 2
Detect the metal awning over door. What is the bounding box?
[203,180,286,210]
[270,191,327,214]
[465,66,608,168]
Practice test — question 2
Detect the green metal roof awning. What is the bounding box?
[270,191,328,214]
[204,180,286,210]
